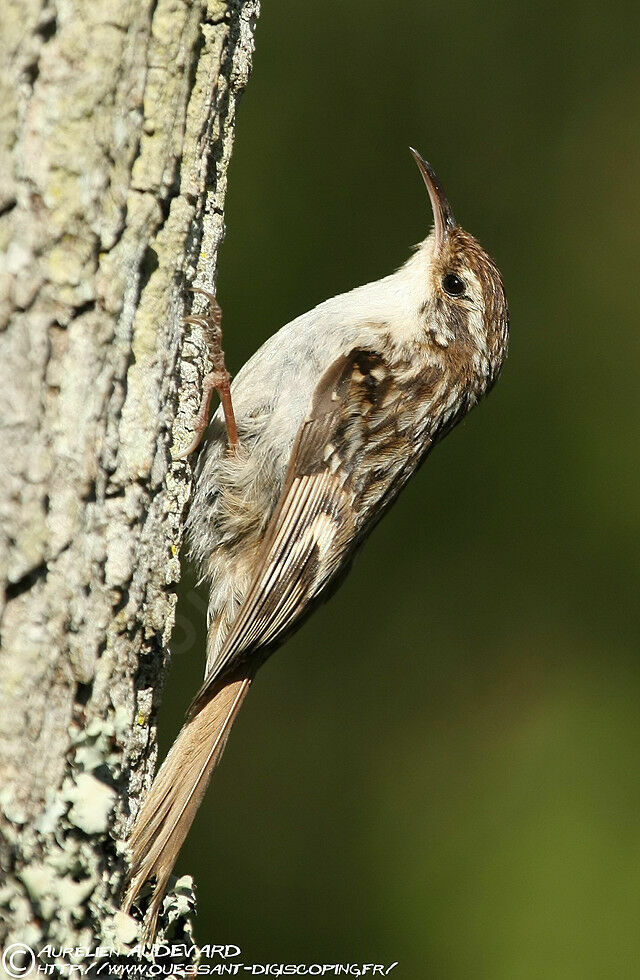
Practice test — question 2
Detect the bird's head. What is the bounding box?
[409,148,509,391]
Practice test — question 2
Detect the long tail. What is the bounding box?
[122,666,254,938]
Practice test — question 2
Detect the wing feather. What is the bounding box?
[189,347,410,712]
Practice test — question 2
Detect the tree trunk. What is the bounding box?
[0,0,259,954]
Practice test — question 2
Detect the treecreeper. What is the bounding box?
[122,149,510,937]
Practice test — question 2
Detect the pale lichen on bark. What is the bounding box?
[0,0,259,952]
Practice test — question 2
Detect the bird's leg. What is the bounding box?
[175,289,239,458]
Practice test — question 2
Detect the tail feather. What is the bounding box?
[122,668,253,938]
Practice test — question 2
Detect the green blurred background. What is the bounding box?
[163,1,640,975]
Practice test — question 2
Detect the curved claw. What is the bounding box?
[188,286,219,304]
[187,287,222,320]
[182,316,212,330]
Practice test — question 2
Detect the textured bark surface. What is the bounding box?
[0,0,259,952]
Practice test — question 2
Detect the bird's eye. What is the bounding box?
[442,272,466,296]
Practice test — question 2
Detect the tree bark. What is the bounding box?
[0,0,259,953]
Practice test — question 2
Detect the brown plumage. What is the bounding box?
[123,149,509,936]
[122,666,254,937]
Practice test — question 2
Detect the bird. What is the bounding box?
[122,148,509,937]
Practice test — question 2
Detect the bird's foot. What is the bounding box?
[175,289,239,458]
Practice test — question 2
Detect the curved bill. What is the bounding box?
[409,147,457,248]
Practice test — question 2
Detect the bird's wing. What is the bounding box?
[190,346,414,711]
